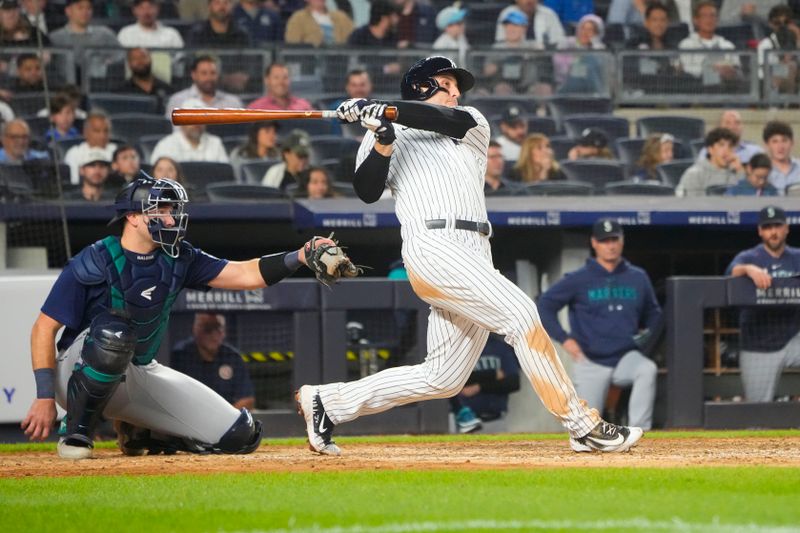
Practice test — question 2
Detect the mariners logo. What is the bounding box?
[604,221,613,232]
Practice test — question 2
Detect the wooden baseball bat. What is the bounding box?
[171,106,398,126]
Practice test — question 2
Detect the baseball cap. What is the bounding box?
[0,0,19,9]
[282,130,311,157]
[592,218,623,240]
[501,104,526,124]
[577,128,608,149]
[501,10,528,26]
[758,205,787,226]
[436,6,467,30]
[79,148,111,168]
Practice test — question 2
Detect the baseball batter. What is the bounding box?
[21,176,346,459]
[297,56,643,455]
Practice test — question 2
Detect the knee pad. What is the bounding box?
[214,409,263,454]
[81,309,137,375]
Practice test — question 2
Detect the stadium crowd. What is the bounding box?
[0,0,799,202]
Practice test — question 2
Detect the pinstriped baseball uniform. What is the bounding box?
[317,105,601,437]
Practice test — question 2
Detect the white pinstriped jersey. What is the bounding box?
[355,106,491,228]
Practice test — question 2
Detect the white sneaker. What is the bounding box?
[295,385,341,456]
[570,421,643,453]
[57,435,93,460]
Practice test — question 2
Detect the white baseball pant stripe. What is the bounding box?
[56,330,241,444]
[319,227,600,437]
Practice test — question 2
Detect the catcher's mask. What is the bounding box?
[108,173,189,258]
[400,56,475,101]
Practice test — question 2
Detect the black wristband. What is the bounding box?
[34,368,55,399]
[259,252,299,286]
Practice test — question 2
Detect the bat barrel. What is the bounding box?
[171,106,398,126]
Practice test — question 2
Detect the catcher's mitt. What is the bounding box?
[305,233,362,287]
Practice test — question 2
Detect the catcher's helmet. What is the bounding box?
[108,173,189,258]
[400,56,475,101]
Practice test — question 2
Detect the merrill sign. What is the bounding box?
[184,289,273,310]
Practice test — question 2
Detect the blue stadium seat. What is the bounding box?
[112,114,172,145]
[89,93,159,115]
[615,137,646,166]
[560,160,626,190]
[549,136,576,161]
[604,181,675,196]
[241,160,277,185]
[206,183,286,202]
[137,134,165,163]
[706,184,729,196]
[716,23,756,49]
[527,117,557,137]
[636,116,705,144]
[564,114,630,144]
[309,135,360,165]
[514,181,594,196]
[179,162,236,199]
[547,96,613,131]
[656,159,694,187]
[466,96,540,118]
[278,119,334,137]
[10,93,46,117]
[690,138,705,158]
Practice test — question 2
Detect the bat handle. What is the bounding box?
[323,106,399,121]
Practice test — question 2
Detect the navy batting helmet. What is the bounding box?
[400,56,475,101]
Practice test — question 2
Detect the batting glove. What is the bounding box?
[362,116,396,145]
[336,98,371,124]
[359,102,388,121]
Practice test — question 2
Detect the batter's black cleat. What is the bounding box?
[296,385,341,456]
[570,421,643,453]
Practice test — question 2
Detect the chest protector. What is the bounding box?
[72,236,190,365]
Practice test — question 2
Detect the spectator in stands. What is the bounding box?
[261,129,310,190]
[65,148,113,202]
[114,47,174,115]
[44,94,79,143]
[484,140,514,195]
[719,0,784,25]
[455,333,521,432]
[230,121,280,168]
[392,0,436,48]
[608,0,680,26]
[171,313,256,410]
[757,5,800,94]
[538,218,661,430]
[165,55,243,117]
[285,0,353,47]
[0,118,48,162]
[495,104,528,162]
[233,0,282,44]
[301,166,337,199]
[178,0,208,21]
[676,127,742,196]
[554,13,607,94]
[763,120,800,194]
[348,0,398,46]
[20,0,46,33]
[118,0,185,48]
[49,0,118,60]
[333,69,373,141]
[247,63,313,111]
[151,155,185,182]
[432,5,468,52]
[0,0,49,46]
[513,133,566,182]
[108,144,142,187]
[11,54,44,93]
[568,128,613,160]
[493,9,537,49]
[545,0,594,26]
[634,133,674,181]
[725,153,779,196]
[697,110,762,165]
[64,111,117,184]
[678,1,740,80]
[496,0,565,48]
[150,105,228,164]
[486,10,546,94]
[625,2,681,50]
[187,0,251,47]
[725,205,800,402]
[37,84,87,121]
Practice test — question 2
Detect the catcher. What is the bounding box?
[21,175,359,459]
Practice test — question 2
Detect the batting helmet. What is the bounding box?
[400,56,475,101]
[108,173,189,258]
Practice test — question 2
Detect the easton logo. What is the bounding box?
[141,286,156,301]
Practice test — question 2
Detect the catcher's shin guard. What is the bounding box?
[213,409,263,454]
[62,311,136,452]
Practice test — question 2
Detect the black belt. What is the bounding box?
[425,219,491,236]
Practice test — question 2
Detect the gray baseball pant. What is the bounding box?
[739,330,800,402]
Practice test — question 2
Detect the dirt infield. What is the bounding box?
[2,437,799,478]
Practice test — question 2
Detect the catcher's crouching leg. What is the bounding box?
[213,408,263,454]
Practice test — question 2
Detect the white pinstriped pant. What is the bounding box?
[318,225,601,437]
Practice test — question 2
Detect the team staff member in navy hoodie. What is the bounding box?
[538,219,662,430]
[726,206,800,402]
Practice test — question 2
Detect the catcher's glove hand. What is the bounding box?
[304,233,362,287]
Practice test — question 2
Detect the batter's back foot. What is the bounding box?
[295,385,341,456]
[569,421,643,453]
[57,434,93,460]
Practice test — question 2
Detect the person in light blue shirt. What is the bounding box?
[763,120,800,195]
[0,119,49,163]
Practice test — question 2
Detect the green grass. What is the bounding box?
[3,429,800,453]
[1,468,799,532]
